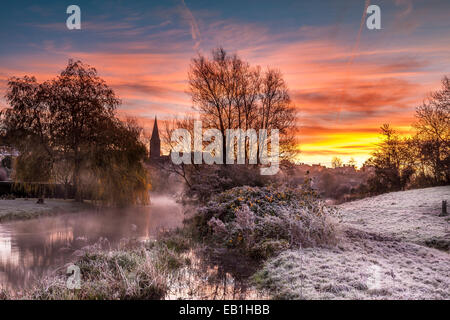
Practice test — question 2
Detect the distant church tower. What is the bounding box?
[149,116,161,160]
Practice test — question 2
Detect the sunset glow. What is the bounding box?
[1,0,449,167]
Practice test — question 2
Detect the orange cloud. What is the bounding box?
[1,9,449,167]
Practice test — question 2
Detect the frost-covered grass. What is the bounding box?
[254,229,449,299]
[253,187,450,300]
[4,238,189,300]
[339,186,450,250]
[0,198,92,222]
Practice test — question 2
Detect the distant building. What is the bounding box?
[148,116,169,164]
[149,116,161,160]
[311,164,325,172]
[335,164,357,174]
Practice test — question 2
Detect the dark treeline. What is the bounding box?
[364,76,450,194]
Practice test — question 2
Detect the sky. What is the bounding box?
[1,0,449,167]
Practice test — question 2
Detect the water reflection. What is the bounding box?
[0,195,183,290]
[168,250,267,300]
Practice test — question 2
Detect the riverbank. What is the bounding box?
[3,185,322,300]
[2,186,448,300]
[0,198,93,223]
[1,230,266,300]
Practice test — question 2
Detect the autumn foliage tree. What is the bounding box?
[1,60,150,205]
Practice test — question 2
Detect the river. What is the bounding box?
[0,195,184,291]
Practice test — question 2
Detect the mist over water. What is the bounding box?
[0,195,183,290]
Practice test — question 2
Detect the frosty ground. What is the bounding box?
[254,186,450,299]
[0,198,90,222]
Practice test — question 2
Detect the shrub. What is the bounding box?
[193,185,339,259]
[183,165,273,203]
[0,289,10,300]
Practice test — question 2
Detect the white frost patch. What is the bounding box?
[339,186,450,246]
[255,187,450,299]
[0,199,89,221]
[257,230,449,299]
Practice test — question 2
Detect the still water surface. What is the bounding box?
[0,195,183,290]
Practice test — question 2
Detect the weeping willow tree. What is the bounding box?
[13,141,53,199]
[1,60,150,206]
[88,118,151,207]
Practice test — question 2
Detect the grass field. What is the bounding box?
[0,198,91,222]
[254,186,450,299]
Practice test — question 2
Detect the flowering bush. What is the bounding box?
[195,185,340,259]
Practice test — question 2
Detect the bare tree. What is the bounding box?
[188,47,297,164]
[331,156,343,168]
[347,158,357,167]
[365,124,415,192]
[413,76,450,183]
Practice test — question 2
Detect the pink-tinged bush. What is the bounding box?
[195,186,340,259]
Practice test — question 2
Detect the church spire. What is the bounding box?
[151,116,159,141]
[149,116,161,160]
